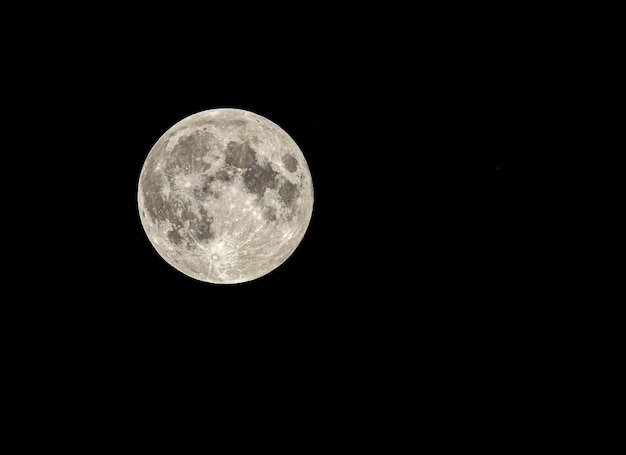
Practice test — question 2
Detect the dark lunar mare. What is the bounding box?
[167,229,184,245]
[142,132,220,246]
[166,132,212,175]
[278,180,299,207]
[142,172,172,223]
[263,206,277,221]
[282,153,298,172]
[243,162,278,197]
[214,169,232,182]
[191,206,214,241]
[193,174,216,200]
[225,141,256,168]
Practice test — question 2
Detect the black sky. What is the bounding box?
[19,4,539,366]
[5,9,571,441]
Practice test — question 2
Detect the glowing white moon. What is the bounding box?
[137,108,314,284]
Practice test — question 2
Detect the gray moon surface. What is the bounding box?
[137,108,314,284]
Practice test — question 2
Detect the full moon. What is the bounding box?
[137,108,314,284]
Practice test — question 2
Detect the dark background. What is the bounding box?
[56,16,521,382]
[100,65,504,306]
[22,6,531,351]
[9,6,582,442]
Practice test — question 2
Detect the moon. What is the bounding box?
[137,108,314,284]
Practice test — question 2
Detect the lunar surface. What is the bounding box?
[137,108,314,284]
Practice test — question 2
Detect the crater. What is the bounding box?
[282,154,298,172]
[214,169,232,182]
